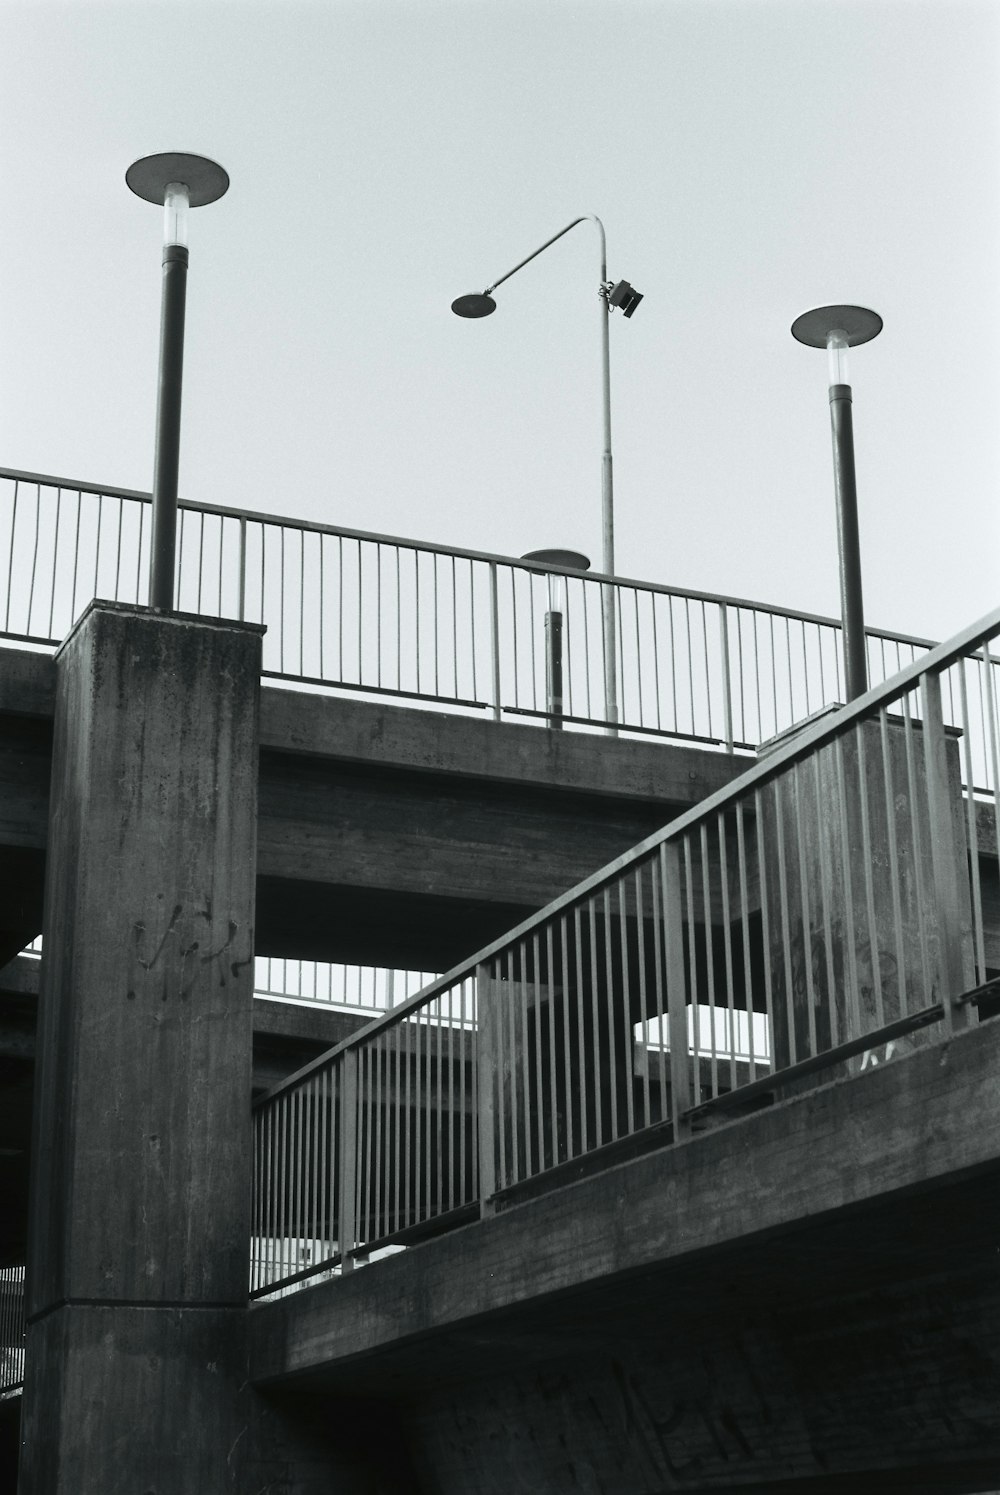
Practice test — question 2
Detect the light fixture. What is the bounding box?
[791,303,883,700]
[127,152,229,612]
[453,216,642,733]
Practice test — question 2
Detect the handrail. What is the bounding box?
[255,598,1000,1109]
[0,465,939,644]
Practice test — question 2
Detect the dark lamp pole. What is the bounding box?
[791,303,883,701]
[521,548,591,729]
[127,152,229,612]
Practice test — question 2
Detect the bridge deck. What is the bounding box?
[250,1016,1000,1492]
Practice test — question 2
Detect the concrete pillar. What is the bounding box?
[761,716,974,1082]
[19,602,263,1494]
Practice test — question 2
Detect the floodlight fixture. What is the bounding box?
[127,152,229,612]
[792,304,883,701]
[607,280,643,318]
[453,215,643,732]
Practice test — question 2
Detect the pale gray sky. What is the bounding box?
[1,0,997,643]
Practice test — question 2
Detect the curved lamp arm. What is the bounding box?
[482,215,607,295]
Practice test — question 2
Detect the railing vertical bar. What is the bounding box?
[582,579,593,720]
[446,983,455,1213]
[809,749,839,1051]
[357,539,364,687]
[717,813,737,1093]
[634,865,650,1127]
[922,668,974,1030]
[855,726,885,1031]
[526,938,541,1172]
[339,1051,359,1270]
[701,601,713,739]
[587,896,603,1150]
[469,560,479,703]
[662,842,691,1135]
[879,706,909,1017]
[772,776,798,1068]
[699,821,718,1095]
[900,691,935,1006]
[519,938,532,1178]
[546,923,559,1166]
[433,552,440,699]
[734,801,758,1082]
[573,906,587,1155]
[832,732,864,1044]
[475,963,495,1211]
[791,761,819,1059]
[602,887,619,1141]
[4,480,18,632]
[560,913,573,1160]
[719,602,734,753]
[451,554,459,700]
[633,587,644,728]
[395,546,402,690]
[683,835,700,1103]
[435,992,444,1216]
[649,854,667,1122]
[489,562,502,721]
[617,879,635,1133]
[754,787,777,1081]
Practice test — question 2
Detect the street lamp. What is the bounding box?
[791,304,883,701]
[521,548,591,729]
[453,217,642,732]
[127,152,229,611]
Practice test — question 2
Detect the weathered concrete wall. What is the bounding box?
[19,603,262,1494]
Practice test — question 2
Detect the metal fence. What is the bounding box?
[0,467,948,749]
[0,1265,24,1397]
[254,958,440,1015]
[250,602,1000,1296]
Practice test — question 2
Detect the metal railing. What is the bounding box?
[250,602,1000,1296]
[0,466,944,749]
[254,958,439,1015]
[0,1265,24,1397]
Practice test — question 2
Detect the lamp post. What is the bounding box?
[453,217,642,733]
[791,304,883,701]
[521,548,591,729]
[127,152,229,612]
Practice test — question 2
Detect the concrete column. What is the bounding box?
[762,716,974,1082]
[19,602,263,1494]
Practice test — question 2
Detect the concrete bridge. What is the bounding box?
[2,597,1000,1493]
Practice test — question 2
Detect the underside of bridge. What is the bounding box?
[247,1016,1000,1494]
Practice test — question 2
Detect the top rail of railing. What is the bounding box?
[0,465,954,750]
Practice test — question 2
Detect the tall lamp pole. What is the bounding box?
[127,152,229,612]
[452,217,642,733]
[791,304,883,701]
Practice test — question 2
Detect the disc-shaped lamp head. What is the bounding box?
[792,304,883,386]
[126,152,230,207]
[522,548,591,614]
[451,293,497,318]
[127,153,229,248]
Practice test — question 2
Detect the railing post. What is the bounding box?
[237,515,247,622]
[921,670,975,1034]
[475,963,498,1215]
[719,601,734,753]
[661,843,692,1138]
[337,1050,360,1272]
[488,562,502,722]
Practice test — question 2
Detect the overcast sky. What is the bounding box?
[1,0,997,645]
